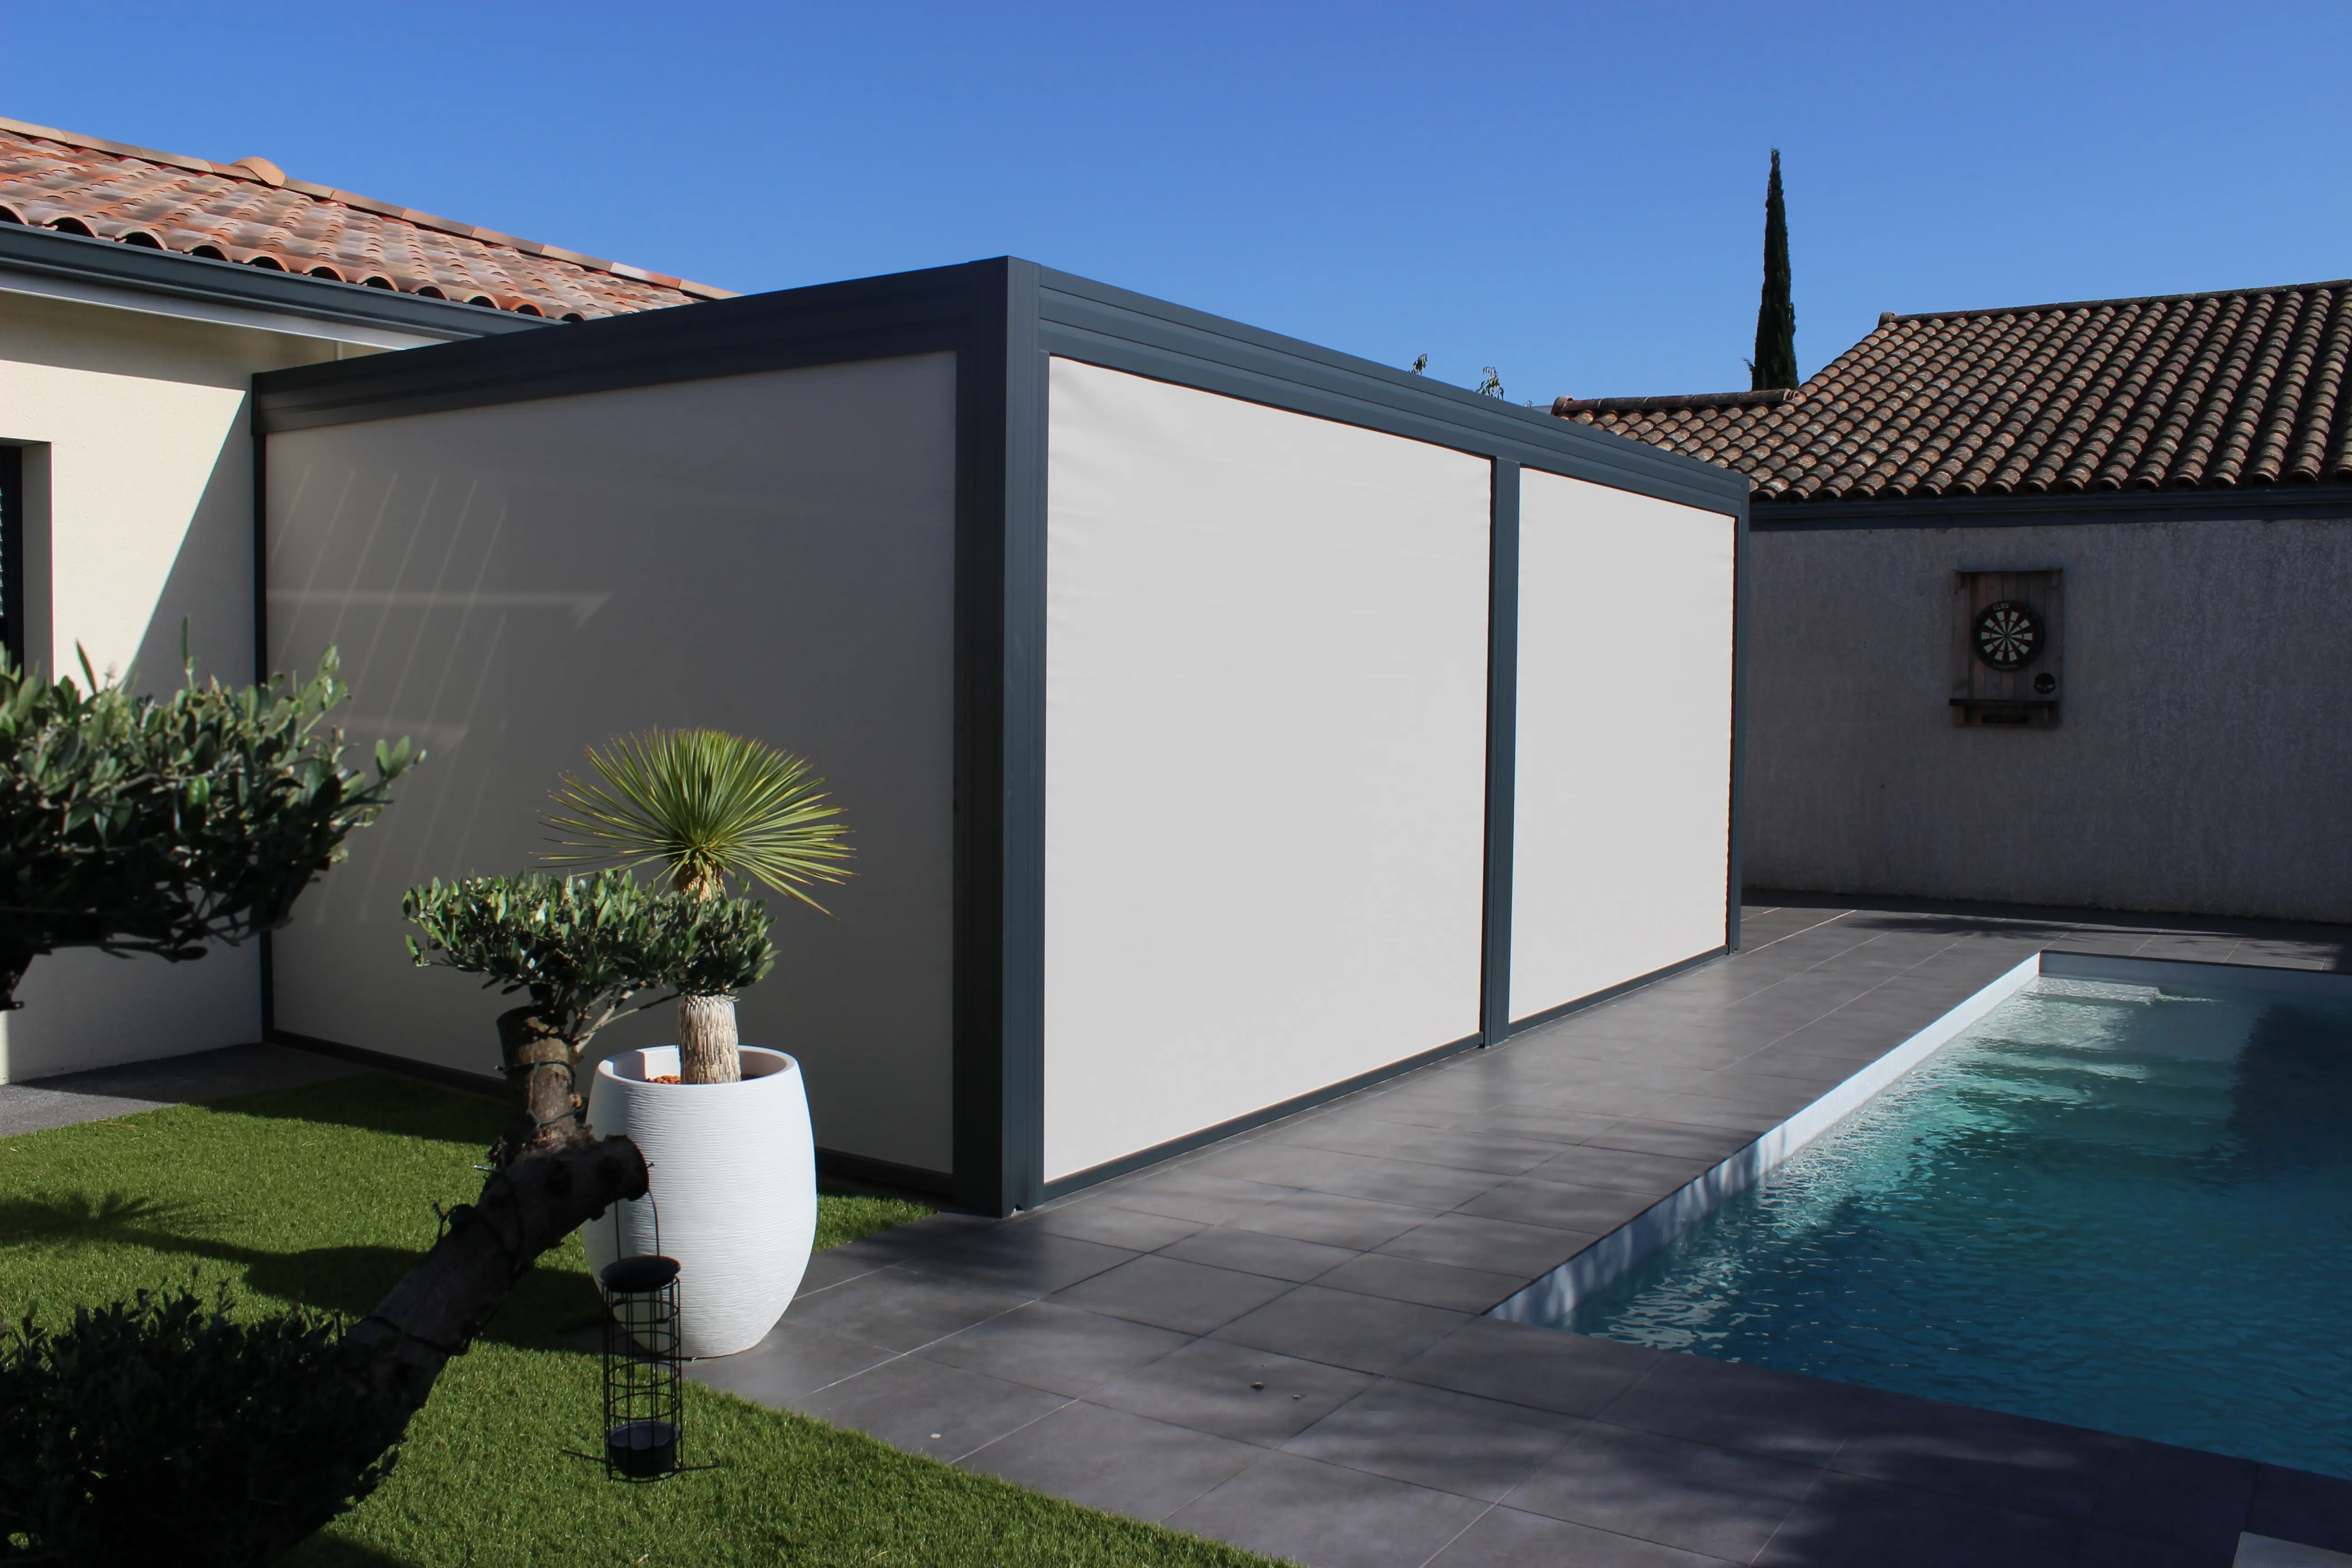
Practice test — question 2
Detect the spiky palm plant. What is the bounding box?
[541,730,850,1083]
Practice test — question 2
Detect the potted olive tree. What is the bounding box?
[540,730,851,1355]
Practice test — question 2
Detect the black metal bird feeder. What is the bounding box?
[599,1253,684,1480]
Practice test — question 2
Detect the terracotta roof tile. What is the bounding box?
[1557,280,2352,500]
[0,117,734,322]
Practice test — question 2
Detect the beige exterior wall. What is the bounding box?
[0,290,357,1081]
[1744,514,2352,924]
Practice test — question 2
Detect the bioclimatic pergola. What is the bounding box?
[253,259,1746,1215]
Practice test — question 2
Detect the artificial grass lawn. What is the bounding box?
[1,1073,1279,1568]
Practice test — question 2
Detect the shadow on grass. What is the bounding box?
[0,1194,604,1344]
[201,1073,506,1146]
[282,1535,428,1568]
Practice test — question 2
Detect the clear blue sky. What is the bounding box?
[7,1,2347,402]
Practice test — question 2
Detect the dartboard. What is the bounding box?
[1973,600,2042,671]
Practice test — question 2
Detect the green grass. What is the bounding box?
[0,1073,1278,1568]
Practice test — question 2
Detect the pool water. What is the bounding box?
[1563,975,2352,1476]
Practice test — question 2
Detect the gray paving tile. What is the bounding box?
[1313,1251,1527,1313]
[1395,1318,1657,1417]
[1378,1211,1595,1278]
[1245,1146,1504,1210]
[1525,1145,1715,1196]
[2071,1527,2210,1568]
[1284,1379,1583,1502]
[2086,1438,2258,1559]
[912,1301,1192,1397]
[1504,1423,1821,1561]
[684,1318,896,1406]
[0,1043,358,1136]
[1752,1470,2078,1568]
[1464,1107,1630,1145]
[2248,1464,2352,1554]
[785,1265,1033,1352]
[897,1226,1137,1295]
[1827,1395,2125,1522]
[1047,1253,1296,1335]
[1159,1224,1359,1282]
[1377,1127,1573,1176]
[794,1243,891,1297]
[1593,1352,1882,1466]
[1639,1093,1792,1134]
[1456,1175,1655,1233]
[794,1354,1069,1462]
[1231,1191,1441,1250]
[1099,1167,1299,1225]
[1165,1450,1490,1568]
[1519,1082,1671,1119]
[1578,1118,1754,1162]
[1089,1337,1373,1446]
[1426,1505,1744,1567]
[1017,1200,1207,1252]
[1213,1285,1468,1376]
[958,1398,1263,1521]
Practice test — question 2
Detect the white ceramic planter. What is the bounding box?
[583,1045,817,1358]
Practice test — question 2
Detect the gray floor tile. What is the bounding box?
[1640,1093,1792,1134]
[897,1226,1137,1295]
[1828,1394,2125,1522]
[1047,1253,1296,1335]
[1284,1379,1583,1502]
[1378,1211,1595,1278]
[1752,1470,2079,1568]
[1465,1107,1631,1145]
[1089,1337,1373,1446]
[1525,1145,1715,1196]
[794,1244,891,1297]
[1520,1082,1670,1119]
[684,1318,897,1406]
[785,1264,1034,1352]
[1426,1505,1744,1567]
[1267,1147,1506,1210]
[1213,1284,1468,1375]
[2087,1438,2258,1559]
[1577,1118,1754,1161]
[958,1399,1263,1521]
[1504,1423,1821,1561]
[1456,1176,1655,1233]
[1018,1200,1207,1252]
[794,1354,1070,1462]
[1383,1127,1580,1176]
[0,1043,359,1136]
[1231,1191,1441,1250]
[2247,1464,2352,1555]
[1394,1318,1657,1417]
[1313,1251,1527,1313]
[1165,1450,1490,1568]
[1592,1353,1882,1466]
[1160,1224,1360,1282]
[1100,1169,1298,1225]
[913,1300,1193,1396]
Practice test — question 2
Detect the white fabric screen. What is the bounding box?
[265,355,960,1173]
[1509,467,1735,1021]
[1044,358,1492,1183]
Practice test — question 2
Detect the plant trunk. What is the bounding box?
[348,1134,649,1416]
[677,991,740,1084]
[494,1004,593,1165]
[0,937,33,1014]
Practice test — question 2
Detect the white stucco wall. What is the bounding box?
[1744,514,2352,923]
[0,290,351,1082]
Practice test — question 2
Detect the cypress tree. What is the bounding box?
[1751,148,1798,391]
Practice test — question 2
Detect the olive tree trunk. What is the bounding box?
[493,1004,595,1163]
[677,991,740,1084]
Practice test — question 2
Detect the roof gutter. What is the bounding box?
[0,221,553,349]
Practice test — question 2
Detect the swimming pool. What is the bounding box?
[1558,962,2352,1477]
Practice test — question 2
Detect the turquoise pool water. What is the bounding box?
[1564,974,2352,1476]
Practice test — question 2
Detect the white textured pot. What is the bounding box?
[583,1045,817,1358]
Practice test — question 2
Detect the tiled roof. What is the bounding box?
[0,117,733,322]
[1557,281,2352,502]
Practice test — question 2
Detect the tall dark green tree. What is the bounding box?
[1750,148,1798,391]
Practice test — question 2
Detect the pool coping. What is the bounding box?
[1491,948,2352,1324]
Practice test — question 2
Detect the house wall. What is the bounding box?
[1744,513,2352,923]
[0,289,349,1082]
[1510,469,1735,1021]
[263,353,961,1176]
[1041,358,1494,1184]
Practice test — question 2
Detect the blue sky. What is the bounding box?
[7,1,2347,401]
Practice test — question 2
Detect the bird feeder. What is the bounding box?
[598,1253,684,1480]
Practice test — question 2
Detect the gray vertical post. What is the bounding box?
[1481,459,1520,1045]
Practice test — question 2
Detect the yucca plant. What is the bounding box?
[540,729,850,1083]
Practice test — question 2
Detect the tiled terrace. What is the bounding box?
[710,899,2352,1567]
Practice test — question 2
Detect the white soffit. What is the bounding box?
[1510,466,1734,1021]
[1043,357,1491,1183]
